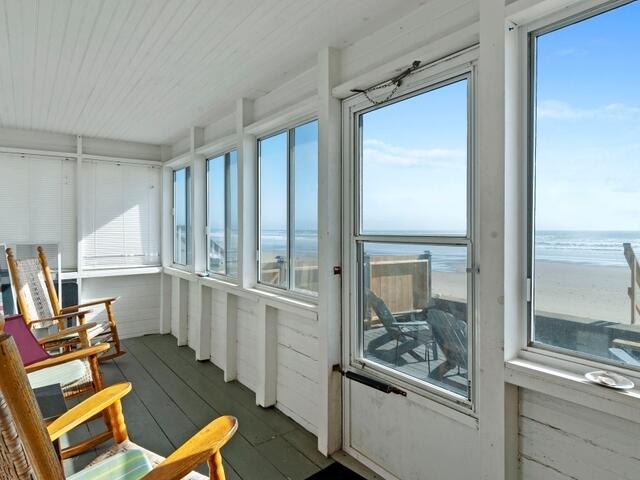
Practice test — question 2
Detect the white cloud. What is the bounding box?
[362,139,465,167]
[537,100,640,121]
[554,47,588,57]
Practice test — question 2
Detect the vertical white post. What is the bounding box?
[504,19,524,479]
[223,292,238,382]
[171,277,188,346]
[237,98,256,290]
[76,136,84,297]
[316,47,342,456]
[161,145,175,336]
[160,273,171,334]
[255,302,278,407]
[196,284,212,360]
[161,146,174,268]
[192,127,206,274]
[477,1,508,479]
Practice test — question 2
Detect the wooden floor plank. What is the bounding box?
[283,428,334,469]
[62,334,329,480]
[152,335,299,435]
[123,337,281,480]
[140,335,292,444]
[255,436,321,480]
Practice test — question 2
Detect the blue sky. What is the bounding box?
[259,121,318,232]
[535,0,640,231]
[227,1,640,236]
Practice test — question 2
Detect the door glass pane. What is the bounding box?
[361,242,469,398]
[173,167,190,265]
[207,155,225,274]
[531,2,640,366]
[361,79,468,236]
[259,132,288,288]
[227,150,238,277]
[292,121,318,293]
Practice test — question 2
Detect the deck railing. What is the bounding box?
[623,243,640,325]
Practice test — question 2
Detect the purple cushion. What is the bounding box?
[3,315,50,366]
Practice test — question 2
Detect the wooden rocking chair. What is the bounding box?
[5,246,125,361]
[0,332,237,480]
[0,314,114,459]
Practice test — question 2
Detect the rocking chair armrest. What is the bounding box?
[24,343,110,373]
[140,416,238,480]
[29,310,92,327]
[37,322,98,345]
[394,321,429,327]
[47,383,132,442]
[61,297,118,312]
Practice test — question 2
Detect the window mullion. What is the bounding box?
[288,128,295,291]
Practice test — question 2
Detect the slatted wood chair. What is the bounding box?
[5,246,125,361]
[0,314,116,459]
[0,332,237,480]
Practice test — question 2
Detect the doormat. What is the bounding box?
[306,462,367,480]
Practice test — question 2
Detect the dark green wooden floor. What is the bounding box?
[62,334,333,479]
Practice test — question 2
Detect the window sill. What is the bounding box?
[81,266,163,278]
[197,276,318,318]
[505,355,640,423]
[245,286,318,317]
[163,266,195,281]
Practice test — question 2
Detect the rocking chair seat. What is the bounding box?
[68,449,152,480]
[81,440,208,480]
[27,359,89,390]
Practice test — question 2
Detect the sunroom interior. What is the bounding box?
[0,0,639,479]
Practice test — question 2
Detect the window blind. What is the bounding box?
[0,153,76,269]
[81,160,160,268]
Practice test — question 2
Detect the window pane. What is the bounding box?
[361,242,469,398]
[173,167,190,265]
[259,132,288,288]
[227,150,238,277]
[207,155,226,274]
[292,121,318,293]
[532,2,640,366]
[361,79,468,236]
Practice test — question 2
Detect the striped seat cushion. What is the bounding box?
[87,441,208,479]
[26,359,87,390]
[67,449,152,480]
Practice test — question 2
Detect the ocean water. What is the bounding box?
[535,231,640,268]
[256,230,640,272]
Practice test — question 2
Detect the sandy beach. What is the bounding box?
[432,261,633,325]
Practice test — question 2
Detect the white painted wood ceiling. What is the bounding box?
[0,0,426,145]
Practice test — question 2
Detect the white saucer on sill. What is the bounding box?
[584,370,634,390]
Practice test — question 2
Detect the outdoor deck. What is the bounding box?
[62,334,333,479]
[363,326,467,396]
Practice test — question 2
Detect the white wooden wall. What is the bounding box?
[519,389,640,480]
[82,274,162,339]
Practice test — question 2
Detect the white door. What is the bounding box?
[341,49,479,480]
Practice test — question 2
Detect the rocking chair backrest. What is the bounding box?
[0,333,65,479]
[367,290,399,333]
[5,247,61,326]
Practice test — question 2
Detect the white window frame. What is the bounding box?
[342,49,478,410]
[256,118,319,299]
[519,0,640,377]
[206,149,238,279]
[172,165,192,271]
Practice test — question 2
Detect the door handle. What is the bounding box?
[344,371,407,396]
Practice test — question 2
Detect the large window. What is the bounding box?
[173,166,191,266]
[206,150,238,277]
[258,120,318,294]
[352,74,473,401]
[529,1,640,367]
[82,161,160,268]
